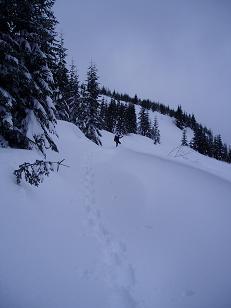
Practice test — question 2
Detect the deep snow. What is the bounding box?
[0,119,231,308]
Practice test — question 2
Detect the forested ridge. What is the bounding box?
[1,0,230,164]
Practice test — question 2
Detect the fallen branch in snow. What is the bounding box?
[14,159,69,187]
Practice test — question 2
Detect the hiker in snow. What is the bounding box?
[114,134,123,147]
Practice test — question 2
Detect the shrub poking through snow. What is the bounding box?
[14,159,68,187]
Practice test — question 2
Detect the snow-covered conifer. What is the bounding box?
[53,33,70,121]
[181,129,188,146]
[151,117,160,144]
[104,98,117,133]
[79,63,102,145]
[98,98,107,130]
[125,103,137,134]
[213,134,223,160]
[115,103,127,135]
[175,105,184,129]
[0,0,58,154]
[190,126,209,155]
[67,60,80,124]
[138,107,151,137]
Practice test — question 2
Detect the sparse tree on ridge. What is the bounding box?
[138,107,151,137]
[133,94,138,104]
[175,105,184,130]
[228,147,231,163]
[151,117,160,144]
[213,134,223,160]
[190,126,212,156]
[190,114,197,130]
[181,129,188,146]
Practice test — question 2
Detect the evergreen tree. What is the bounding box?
[125,103,137,134]
[104,98,117,133]
[67,60,80,123]
[190,114,197,129]
[138,107,151,137]
[213,134,223,160]
[0,0,58,154]
[115,103,127,135]
[98,98,107,130]
[190,128,200,152]
[181,129,188,146]
[75,83,88,132]
[175,105,184,129]
[228,147,231,163]
[222,143,228,162]
[133,94,138,104]
[81,63,102,145]
[190,126,210,156]
[53,33,70,121]
[151,117,160,144]
[205,133,213,158]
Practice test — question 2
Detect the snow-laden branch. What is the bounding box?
[14,159,69,187]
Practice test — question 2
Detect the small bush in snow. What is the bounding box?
[14,159,68,187]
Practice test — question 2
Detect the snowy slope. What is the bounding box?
[1,119,231,308]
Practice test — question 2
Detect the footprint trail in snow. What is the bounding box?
[82,152,140,308]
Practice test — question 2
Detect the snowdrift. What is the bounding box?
[1,119,231,308]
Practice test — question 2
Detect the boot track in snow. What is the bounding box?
[82,152,140,308]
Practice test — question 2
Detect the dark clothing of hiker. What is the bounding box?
[114,135,123,147]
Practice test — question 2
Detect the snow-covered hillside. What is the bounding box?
[1,118,231,308]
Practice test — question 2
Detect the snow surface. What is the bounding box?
[1,118,231,308]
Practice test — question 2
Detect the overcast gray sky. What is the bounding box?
[54,0,231,143]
